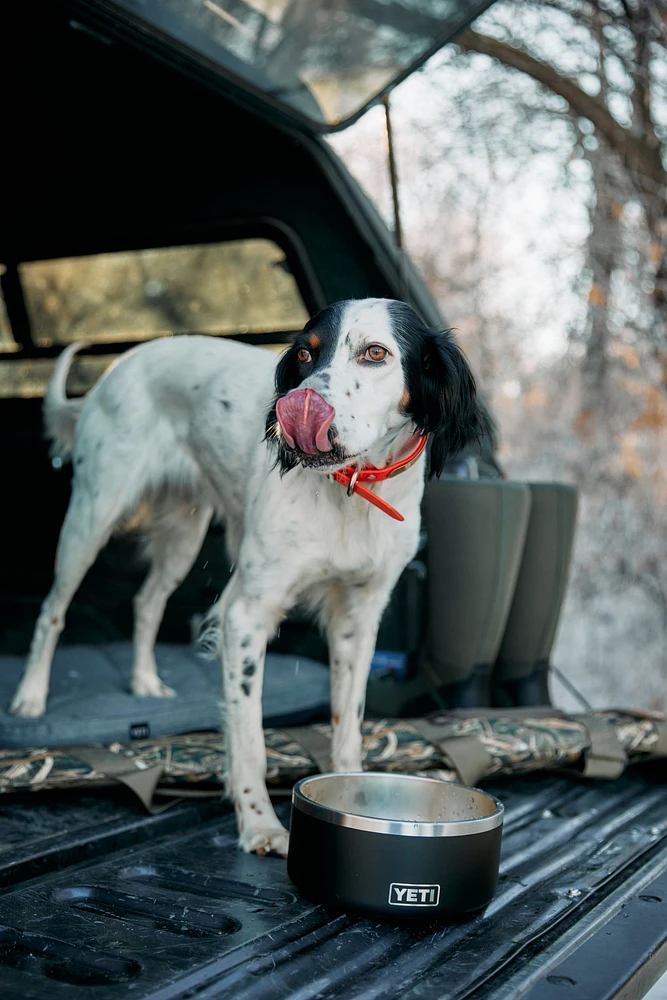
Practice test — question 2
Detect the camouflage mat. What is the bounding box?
[0,710,664,810]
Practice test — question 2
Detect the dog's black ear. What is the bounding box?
[274,342,303,396]
[407,328,492,479]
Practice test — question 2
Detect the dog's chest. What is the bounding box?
[298,481,420,582]
[246,452,423,590]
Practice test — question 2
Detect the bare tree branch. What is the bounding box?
[457,28,666,192]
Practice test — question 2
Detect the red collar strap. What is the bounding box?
[330,435,428,522]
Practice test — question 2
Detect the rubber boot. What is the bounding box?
[492,483,578,708]
[425,479,532,708]
[367,479,532,717]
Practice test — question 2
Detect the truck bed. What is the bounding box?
[1,769,666,1000]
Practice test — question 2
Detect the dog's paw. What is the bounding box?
[239,824,290,857]
[131,676,176,699]
[10,689,47,718]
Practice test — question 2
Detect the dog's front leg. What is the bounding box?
[220,582,289,857]
[326,580,394,773]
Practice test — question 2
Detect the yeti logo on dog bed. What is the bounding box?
[389,883,440,906]
[130,722,150,740]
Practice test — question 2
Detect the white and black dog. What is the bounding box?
[10,298,487,855]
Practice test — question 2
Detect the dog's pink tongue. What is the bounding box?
[276,388,335,455]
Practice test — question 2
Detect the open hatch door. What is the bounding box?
[75,0,494,129]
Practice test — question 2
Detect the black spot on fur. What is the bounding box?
[241,681,252,697]
[220,399,231,410]
[342,632,354,641]
[386,300,492,478]
[354,380,360,391]
[75,457,83,466]
[240,635,252,648]
[243,659,256,677]
[192,384,200,390]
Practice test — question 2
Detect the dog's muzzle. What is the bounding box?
[276,388,335,455]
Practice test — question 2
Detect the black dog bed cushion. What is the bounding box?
[0,643,330,748]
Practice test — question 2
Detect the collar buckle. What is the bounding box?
[346,468,360,497]
[331,434,428,521]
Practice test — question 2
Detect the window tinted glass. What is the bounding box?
[0,356,116,400]
[20,239,308,347]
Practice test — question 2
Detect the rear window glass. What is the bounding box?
[0,344,287,400]
[20,239,308,347]
[0,356,116,400]
[0,240,304,398]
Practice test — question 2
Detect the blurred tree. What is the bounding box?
[457,1,667,384]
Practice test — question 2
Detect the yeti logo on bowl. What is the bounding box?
[389,883,441,906]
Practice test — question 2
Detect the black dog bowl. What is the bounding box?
[288,772,503,919]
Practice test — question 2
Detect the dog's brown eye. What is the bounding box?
[297,348,312,363]
[366,345,388,362]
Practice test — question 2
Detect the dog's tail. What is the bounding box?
[43,343,86,460]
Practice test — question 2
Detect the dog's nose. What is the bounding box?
[276,388,335,455]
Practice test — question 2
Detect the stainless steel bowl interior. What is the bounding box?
[293,772,504,837]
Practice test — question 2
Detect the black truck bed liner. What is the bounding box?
[1,770,666,1000]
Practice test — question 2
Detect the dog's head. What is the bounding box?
[266,298,491,477]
